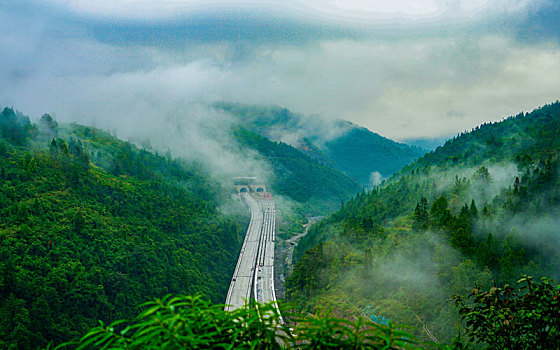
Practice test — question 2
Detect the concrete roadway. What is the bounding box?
[255,200,277,305]
[225,194,280,316]
[224,194,263,311]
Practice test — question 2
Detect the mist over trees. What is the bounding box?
[1,101,560,349]
[0,105,362,348]
[217,103,425,186]
[233,128,359,210]
[0,109,249,348]
[288,102,560,345]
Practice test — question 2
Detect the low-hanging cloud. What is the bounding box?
[1,0,559,156]
[33,0,534,23]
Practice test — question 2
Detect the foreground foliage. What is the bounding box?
[48,277,560,349]
[453,276,560,349]
[49,295,431,350]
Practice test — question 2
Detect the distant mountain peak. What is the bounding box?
[215,102,425,186]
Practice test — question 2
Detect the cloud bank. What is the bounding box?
[1,0,559,145]
[34,0,534,22]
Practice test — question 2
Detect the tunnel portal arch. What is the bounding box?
[234,185,251,194]
[250,184,267,196]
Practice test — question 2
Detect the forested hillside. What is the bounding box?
[0,107,247,349]
[217,103,424,186]
[324,124,425,184]
[233,128,359,211]
[287,102,560,344]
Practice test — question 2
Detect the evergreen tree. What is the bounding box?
[49,138,58,157]
[413,196,429,230]
[469,199,478,219]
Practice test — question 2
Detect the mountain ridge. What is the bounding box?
[215,102,426,185]
[287,101,560,343]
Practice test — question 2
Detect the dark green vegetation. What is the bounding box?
[36,278,560,349]
[51,276,560,349]
[50,294,431,350]
[44,277,560,349]
[3,100,560,349]
[287,102,560,346]
[233,128,358,211]
[0,107,247,349]
[453,276,560,349]
[217,103,425,186]
[324,125,425,185]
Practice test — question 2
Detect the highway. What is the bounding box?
[225,193,280,315]
[254,199,277,305]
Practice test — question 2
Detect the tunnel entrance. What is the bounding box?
[233,178,267,196]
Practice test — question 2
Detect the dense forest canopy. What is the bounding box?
[0,105,364,349]
[2,101,560,349]
[288,102,560,345]
[232,128,359,209]
[0,107,249,348]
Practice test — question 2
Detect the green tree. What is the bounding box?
[0,107,32,145]
[468,200,478,220]
[39,113,58,139]
[475,233,500,269]
[50,138,58,157]
[430,195,451,227]
[473,166,491,182]
[413,197,429,231]
[453,276,560,349]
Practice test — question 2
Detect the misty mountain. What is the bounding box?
[287,101,560,343]
[233,128,359,212]
[411,103,560,169]
[0,105,361,348]
[215,103,425,186]
[323,124,426,185]
[0,107,248,348]
[400,136,448,150]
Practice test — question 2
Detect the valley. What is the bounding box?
[2,2,560,347]
[1,100,559,349]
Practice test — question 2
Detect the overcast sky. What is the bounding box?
[1,0,559,141]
